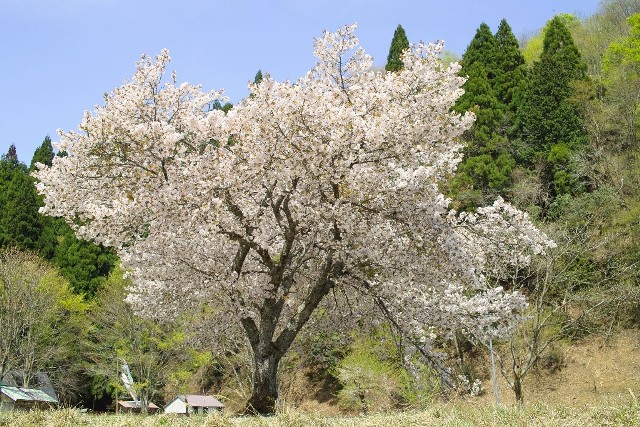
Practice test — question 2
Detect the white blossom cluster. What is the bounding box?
[34,25,553,360]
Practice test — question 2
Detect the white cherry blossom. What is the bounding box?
[35,25,553,414]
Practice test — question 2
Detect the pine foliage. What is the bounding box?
[516,16,588,197]
[451,21,523,208]
[30,136,55,171]
[385,25,410,72]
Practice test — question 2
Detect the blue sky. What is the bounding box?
[2,0,602,165]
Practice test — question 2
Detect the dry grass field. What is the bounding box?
[475,331,640,408]
[1,403,639,427]
[2,332,639,426]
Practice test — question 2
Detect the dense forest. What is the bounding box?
[1,0,640,414]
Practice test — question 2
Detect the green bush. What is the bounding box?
[332,337,404,414]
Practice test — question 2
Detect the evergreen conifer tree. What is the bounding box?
[254,69,264,85]
[51,230,117,297]
[0,146,42,249]
[455,23,502,143]
[494,19,528,113]
[385,25,409,72]
[451,23,514,208]
[455,23,505,140]
[460,23,498,77]
[516,16,587,197]
[454,62,503,148]
[4,144,18,166]
[30,136,55,170]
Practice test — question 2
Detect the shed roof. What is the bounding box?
[1,371,57,401]
[175,394,224,408]
[0,386,58,404]
[117,400,160,410]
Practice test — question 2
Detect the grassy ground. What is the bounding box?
[1,403,639,427]
[2,332,639,426]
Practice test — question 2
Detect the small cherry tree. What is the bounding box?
[35,25,553,414]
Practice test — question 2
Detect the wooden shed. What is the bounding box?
[0,371,59,411]
[117,400,161,414]
[164,394,224,415]
[0,385,58,411]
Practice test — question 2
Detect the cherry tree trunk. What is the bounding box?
[245,351,281,414]
[513,374,524,404]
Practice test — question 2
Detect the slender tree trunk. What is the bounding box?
[245,350,281,414]
[513,373,523,404]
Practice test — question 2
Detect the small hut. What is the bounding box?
[0,371,59,411]
[164,394,224,415]
[0,385,58,411]
[117,400,161,414]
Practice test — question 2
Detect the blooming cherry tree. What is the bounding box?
[35,25,553,413]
